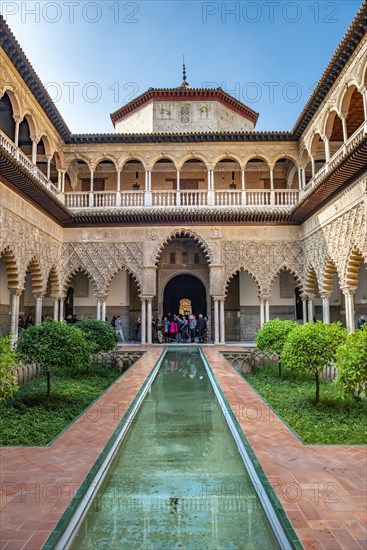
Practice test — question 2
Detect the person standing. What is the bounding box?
[114,315,125,342]
[357,314,366,329]
[196,314,206,343]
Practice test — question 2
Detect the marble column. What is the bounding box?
[35,296,43,325]
[147,299,152,344]
[219,299,225,344]
[213,298,219,344]
[141,298,147,344]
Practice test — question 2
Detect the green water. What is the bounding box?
[71,349,280,549]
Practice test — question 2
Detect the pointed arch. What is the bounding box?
[25,256,44,296]
[304,266,318,297]
[62,267,99,296]
[0,246,20,290]
[46,265,61,297]
[224,267,261,297]
[154,229,212,266]
[345,247,364,290]
[105,265,141,296]
[269,265,302,294]
[321,259,339,295]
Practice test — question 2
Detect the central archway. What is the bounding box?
[163,274,207,317]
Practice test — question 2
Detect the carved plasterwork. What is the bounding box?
[223,241,304,296]
[0,205,61,292]
[61,242,144,295]
[302,202,367,290]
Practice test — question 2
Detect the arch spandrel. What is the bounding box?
[223,240,303,296]
[61,242,144,296]
[224,267,261,298]
[153,229,213,266]
[269,265,302,294]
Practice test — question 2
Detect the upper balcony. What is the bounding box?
[0,120,366,225]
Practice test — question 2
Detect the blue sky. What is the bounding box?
[1,0,362,133]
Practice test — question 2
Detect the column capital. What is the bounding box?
[320,292,332,300]
[340,286,355,296]
[10,287,24,297]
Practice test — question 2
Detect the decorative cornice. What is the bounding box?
[65,207,297,226]
[68,131,296,144]
[110,88,259,127]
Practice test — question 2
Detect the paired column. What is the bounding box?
[59,296,65,322]
[213,298,219,344]
[147,298,152,344]
[10,290,21,346]
[320,293,331,324]
[307,295,315,322]
[219,299,225,344]
[53,297,59,321]
[140,297,147,344]
[96,296,107,321]
[259,299,265,327]
[302,296,308,324]
[35,295,43,325]
[342,288,355,333]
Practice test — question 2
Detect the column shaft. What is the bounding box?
[35,297,43,325]
[141,299,146,344]
[147,300,152,344]
[260,300,265,327]
[214,299,219,344]
[53,299,59,321]
[219,299,225,344]
[322,296,330,324]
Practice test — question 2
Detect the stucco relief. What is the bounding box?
[303,201,367,290]
[223,241,303,296]
[61,242,144,295]
[0,205,61,291]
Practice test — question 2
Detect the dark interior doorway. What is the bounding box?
[163,275,207,317]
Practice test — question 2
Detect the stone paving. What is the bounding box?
[0,345,366,550]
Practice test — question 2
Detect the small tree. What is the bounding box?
[0,335,19,401]
[336,324,367,399]
[255,318,298,377]
[76,318,118,353]
[17,321,93,401]
[282,321,347,403]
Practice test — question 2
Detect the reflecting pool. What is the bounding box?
[70,349,281,549]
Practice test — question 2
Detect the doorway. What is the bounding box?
[163,275,207,317]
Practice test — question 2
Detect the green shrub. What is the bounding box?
[17,321,93,401]
[282,321,347,403]
[336,324,367,399]
[76,318,118,353]
[255,318,298,377]
[0,335,19,401]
